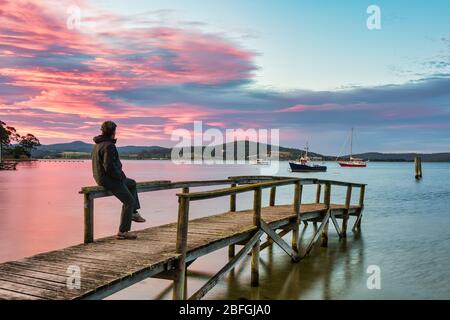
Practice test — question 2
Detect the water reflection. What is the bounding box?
[169,227,366,300]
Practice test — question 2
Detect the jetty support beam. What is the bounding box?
[251,187,262,287]
[173,187,190,300]
[321,183,331,247]
[84,194,94,244]
[353,185,365,231]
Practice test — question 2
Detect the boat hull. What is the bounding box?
[289,162,327,172]
[338,161,367,168]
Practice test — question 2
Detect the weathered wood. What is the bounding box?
[259,228,291,253]
[321,183,331,247]
[228,245,235,259]
[84,194,94,244]
[228,183,237,259]
[415,157,423,179]
[173,187,189,300]
[251,240,260,287]
[316,184,322,203]
[316,179,367,188]
[269,187,276,206]
[253,188,262,227]
[359,185,366,208]
[230,183,237,212]
[342,185,352,237]
[353,185,366,231]
[178,178,317,201]
[292,182,302,252]
[189,231,262,300]
[251,187,262,287]
[260,221,299,262]
[330,212,342,236]
[0,161,18,171]
[302,210,331,258]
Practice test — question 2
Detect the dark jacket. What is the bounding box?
[92,135,125,186]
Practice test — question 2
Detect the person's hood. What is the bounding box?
[93,135,117,144]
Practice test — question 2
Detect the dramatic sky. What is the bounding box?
[0,0,449,153]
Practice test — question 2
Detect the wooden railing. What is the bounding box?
[79,176,366,243]
[172,177,366,299]
[79,175,366,299]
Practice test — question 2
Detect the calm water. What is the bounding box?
[0,160,449,300]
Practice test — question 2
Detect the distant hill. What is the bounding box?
[31,140,450,161]
[350,152,450,162]
[33,141,171,159]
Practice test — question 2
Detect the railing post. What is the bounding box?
[230,183,237,212]
[313,183,322,228]
[321,183,331,247]
[292,181,302,252]
[251,187,262,287]
[342,185,352,237]
[316,184,322,203]
[269,187,276,207]
[229,183,237,258]
[84,194,94,244]
[173,187,189,300]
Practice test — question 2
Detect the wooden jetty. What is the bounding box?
[0,161,18,171]
[0,175,366,300]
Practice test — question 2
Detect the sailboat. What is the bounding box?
[338,128,368,168]
[289,142,327,172]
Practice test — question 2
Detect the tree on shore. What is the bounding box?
[0,120,40,160]
[18,134,41,157]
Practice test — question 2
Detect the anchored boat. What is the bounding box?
[338,128,368,168]
[289,142,327,172]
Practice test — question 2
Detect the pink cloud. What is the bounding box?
[0,0,258,144]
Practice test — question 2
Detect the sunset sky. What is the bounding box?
[0,0,449,154]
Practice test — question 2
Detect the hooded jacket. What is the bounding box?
[92,135,125,186]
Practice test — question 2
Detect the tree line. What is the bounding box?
[0,120,41,159]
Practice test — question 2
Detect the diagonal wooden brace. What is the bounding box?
[330,211,342,237]
[260,221,300,262]
[352,209,364,231]
[301,210,330,258]
[189,230,263,300]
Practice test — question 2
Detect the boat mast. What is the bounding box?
[305,141,309,158]
[350,128,354,159]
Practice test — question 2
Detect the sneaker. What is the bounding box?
[116,232,138,240]
[132,213,146,223]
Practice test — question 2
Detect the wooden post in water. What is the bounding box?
[321,183,331,247]
[269,187,276,207]
[357,185,365,229]
[341,185,352,237]
[314,184,321,228]
[84,194,94,244]
[251,187,262,287]
[415,157,423,180]
[173,187,189,300]
[228,183,237,258]
[292,181,302,252]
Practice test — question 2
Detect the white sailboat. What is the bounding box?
[338,128,368,168]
